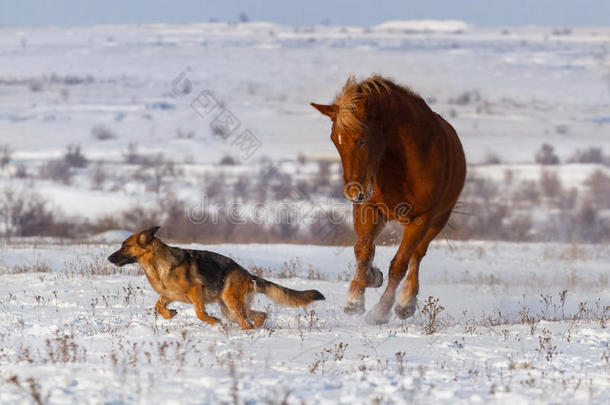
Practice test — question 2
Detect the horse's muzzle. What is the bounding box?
[344,179,373,204]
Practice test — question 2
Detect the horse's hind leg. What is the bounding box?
[395,214,449,319]
[344,204,386,315]
[365,215,431,325]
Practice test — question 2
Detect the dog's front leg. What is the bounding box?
[155,296,177,319]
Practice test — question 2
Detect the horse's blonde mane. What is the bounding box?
[333,75,423,133]
[333,75,391,132]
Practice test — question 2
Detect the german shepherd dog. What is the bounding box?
[107,226,325,329]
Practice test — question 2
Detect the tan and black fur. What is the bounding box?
[107,226,325,329]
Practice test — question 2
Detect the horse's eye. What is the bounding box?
[356,138,366,147]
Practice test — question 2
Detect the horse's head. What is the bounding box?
[311,81,386,204]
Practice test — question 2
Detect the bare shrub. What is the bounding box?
[123,143,153,165]
[512,180,540,205]
[219,155,237,165]
[271,172,294,200]
[120,204,162,232]
[552,27,572,36]
[316,160,332,188]
[569,202,608,243]
[270,206,299,241]
[518,299,539,335]
[88,214,121,234]
[466,177,498,201]
[554,124,569,135]
[29,80,43,92]
[142,158,179,194]
[254,164,291,202]
[541,202,610,243]
[584,169,610,208]
[0,187,68,237]
[448,198,534,242]
[539,170,563,199]
[568,147,604,164]
[0,144,12,168]
[555,187,578,210]
[253,166,271,202]
[91,163,107,189]
[175,128,195,139]
[123,142,140,164]
[14,164,28,179]
[503,215,533,241]
[63,144,88,168]
[482,151,502,165]
[535,143,560,165]
[5,262,52,274]
[203,172,226,200]
[308,210,354,245]
[537,328,557,362]
[233,174,250,201]
[45,331,86,363]
[91,124,116,141]
[211,124,229,138]
[421,296,445,335]
[450,90,481,105]
[50,73,94,85]
[40,159,71,184]
[7,376,47,405]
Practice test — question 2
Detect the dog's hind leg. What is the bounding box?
[221,276,256,329]
[248,310,267,328]
[187,286,221,326]
[155,296,177,319]
[222,292,253,329]
[220,300,266,327]
[243,292,267,328]
[219,301,240,324]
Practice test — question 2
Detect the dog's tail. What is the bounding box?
[253,277,325,307]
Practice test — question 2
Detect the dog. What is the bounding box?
[107,226,325,329]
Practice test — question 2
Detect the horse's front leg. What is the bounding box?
[344,204,385,315]
[365,215,430,325]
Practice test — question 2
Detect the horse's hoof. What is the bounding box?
[344,300,365,315]
[365,303,391,325]
[395,303,417,320]
[368,266,383,288]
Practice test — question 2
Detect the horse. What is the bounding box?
[311,75,466,325]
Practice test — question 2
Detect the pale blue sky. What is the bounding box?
[0,0,609,28]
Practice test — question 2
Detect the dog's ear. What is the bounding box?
[138,226,160,247]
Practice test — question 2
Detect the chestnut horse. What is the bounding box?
[311,76,466,325]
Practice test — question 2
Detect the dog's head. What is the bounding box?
[107,226,160,267]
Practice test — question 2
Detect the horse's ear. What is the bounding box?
[310,103,336,119]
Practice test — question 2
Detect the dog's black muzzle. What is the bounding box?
[108,250,136,267]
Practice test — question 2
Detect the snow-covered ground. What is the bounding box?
[0,238,608,403]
